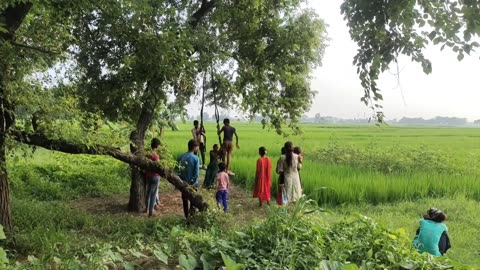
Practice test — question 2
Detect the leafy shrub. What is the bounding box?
[163,199,464,270]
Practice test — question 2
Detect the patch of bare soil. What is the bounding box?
[70,174,270,222]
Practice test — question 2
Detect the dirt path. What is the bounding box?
[70,175,266,221]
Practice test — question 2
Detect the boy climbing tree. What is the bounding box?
[217,118,239,176]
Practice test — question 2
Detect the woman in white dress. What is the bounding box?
[278,141,302,203]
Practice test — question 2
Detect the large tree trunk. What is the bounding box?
[0,135,13,235]
[127,101,156,212]
[0,83,16,236]
[0,1,33,236]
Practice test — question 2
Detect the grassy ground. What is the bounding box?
[4,123,480,268]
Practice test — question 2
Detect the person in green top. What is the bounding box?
[203,144,220,189]
[413,208,449,256]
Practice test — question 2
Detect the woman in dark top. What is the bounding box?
[203,144,220,189]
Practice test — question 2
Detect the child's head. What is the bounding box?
[223,118,230,126]
[193,120,199,128]
[151,138,161,150]
[213,144,219,151]
[218,162,226,172]
[188,139,199,152]
[259,146,267,157]
[424,208,447,222]
[293,146,302,155]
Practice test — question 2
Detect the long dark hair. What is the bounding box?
[284,141,293,167]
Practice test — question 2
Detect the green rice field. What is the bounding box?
[165,122,480,205]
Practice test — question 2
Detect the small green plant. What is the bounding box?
[0,225,8,269]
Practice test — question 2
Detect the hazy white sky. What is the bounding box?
[308,0,480,121]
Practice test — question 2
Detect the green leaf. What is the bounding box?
[366,248,373,259]
[345,264,359,270]
[179,254,197,270]
[123,262,135,270]
[418,19,425,28]
[0,225,5,240]
[0,248,8,267]
[427,31,437,41]
[319,260,345,270]
[154,249,169,264]
[220,252,244,270]
[200,254,214,270]
[457,53,464,61]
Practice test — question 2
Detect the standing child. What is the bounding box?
[177,139,200,218]
[216,162,230,213]
[145,138,161,217]
[192,120,207,169]
[203,144,220,189]
[253,147,272,207]
[217,118,239,176]
[413,208,450,256]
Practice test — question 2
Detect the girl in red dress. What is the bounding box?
[253,146,272,207]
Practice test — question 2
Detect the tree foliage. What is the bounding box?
[68,0,327,133]
[341,0,480,119]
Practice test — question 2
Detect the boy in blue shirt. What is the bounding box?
[178,139,200,218]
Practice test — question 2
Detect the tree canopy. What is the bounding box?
[341,0,480,119]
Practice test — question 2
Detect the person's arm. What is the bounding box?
[277,158,284,174]
[297,156,302,171]
[234,130,239,149]
[193,156,199,186]
[217,126,224,135]
[255,158,261,183]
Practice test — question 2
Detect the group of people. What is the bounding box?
[253,142,304,207]
[144,119,451,258]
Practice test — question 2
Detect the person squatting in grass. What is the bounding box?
[177,139,200,218]
[192,120,207,170]
[217,118,239,176]
[276,147,287,205]
[145,138,161,217]
[413,208,451,256]
[216,162,230,212]
[253,146,272,207]
[203,143,221,189]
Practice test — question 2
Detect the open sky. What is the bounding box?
[308,0,480,121]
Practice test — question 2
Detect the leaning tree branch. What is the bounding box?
[189,0,216,28]
[8,129,208,211]
[9,40,59,55]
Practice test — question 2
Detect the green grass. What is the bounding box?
[4,122,480,268]
[322,195,480,267]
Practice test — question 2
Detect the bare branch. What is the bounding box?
[9,40,59,55]
[189,0,216,28]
